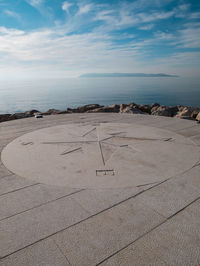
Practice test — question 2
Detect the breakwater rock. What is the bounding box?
[1,103,200,123]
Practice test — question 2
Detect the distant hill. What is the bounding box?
[80,73,178,78]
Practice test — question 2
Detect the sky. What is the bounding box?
[0,0,199,79]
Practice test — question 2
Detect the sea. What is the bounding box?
[0,76,200,114]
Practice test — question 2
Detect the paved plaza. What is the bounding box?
[0,113,199,265]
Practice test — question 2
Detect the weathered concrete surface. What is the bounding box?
[0,113,199,265]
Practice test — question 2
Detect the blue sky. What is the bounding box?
[0,0,199,79]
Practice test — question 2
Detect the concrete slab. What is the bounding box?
[0,162,12,179]
[176,124,200,137]
[70,186,142,214]
[190,133,200,145]
[0,183,79,220]
[0,196,89,258]
[137,172,200,218]
[100,240,167,266]
[0,175,37,196]
[53,198,165,266]
[0,238,70,266]
[132,199,200,266]
[180,165,200,188]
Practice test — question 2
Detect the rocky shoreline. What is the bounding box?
[1,103,200,123]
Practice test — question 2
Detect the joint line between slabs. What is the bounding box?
[0,178,168,260]
[96,195,200,266]
[0,189,85,222]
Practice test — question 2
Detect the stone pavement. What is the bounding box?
[0,113,199,266]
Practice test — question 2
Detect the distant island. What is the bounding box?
[80,73,178,78]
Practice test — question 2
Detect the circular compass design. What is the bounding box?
[1,123,199,189]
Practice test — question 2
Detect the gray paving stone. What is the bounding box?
[176,125,200,137]
[0,183,79,220]
[0,175,37,196]
[0,163,12,179]
[71,187,142,214]
[0,196,89,258]
[99,241,167,266]
[134,199,200,266]
[137,175,200,218]
[0,238,70,266]
[190,133,200,145]
[53,197,165,266]
[180,166,200,189]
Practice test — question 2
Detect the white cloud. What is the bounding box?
[4,10,21,20]
[139,24,154,30]
[28,0,44,8]
[77,4,93,15]
[62,1,73,13]
[0,27,24,36]
[154,31,174,40]
[0,25,145,79]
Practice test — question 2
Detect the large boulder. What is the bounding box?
[151,105,178,117]
[176,107,200,119]
[24,109,40,116]
[151,103,160,108]
[0,114,11,122]
[120,103,138,113]
[120,106,145,114]
[88,104,120,113]
[43,109,67,115]
[67,104,103,113]
[9,112,27,120]
[196,112,200,121]
[138,104,151,114]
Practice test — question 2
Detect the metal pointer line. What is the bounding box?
[114,136,173,141]
[109,131,126,135]
[97,127,105,166]
[42,140,96,144]
[61,147,82,155]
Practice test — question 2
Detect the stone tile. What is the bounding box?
[0,183,79,220]
[179,166,200,189]
[176,125,200,137]
[161,119,196,131]
[0,175,37,196]
[0,238,69,266]
[100,241,167,266]
[190,133,200,145]
[53,197,165,266]
[0,163,12,179]
[71,187,142,214]
[137,175,200,218]
[135,199,200,266]
[0,196,89,258]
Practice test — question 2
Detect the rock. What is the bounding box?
[119,103,138,113]
[151,103,160,108]
[67,104,103,113]
[77,104,103,112]
[42,109,67,115]
[120,104,129,112]
[9,113,27,120]
[120,106,145,114]
[176,107,200,119]
[195,112,200,121]
[191,110,200,119]
[0,114,11,122]
[151,106,178,117]
[87,104,120,113]
[24,110,40,116]
[138,104,151,114]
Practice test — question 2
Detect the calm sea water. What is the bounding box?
[0,77,200,114]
